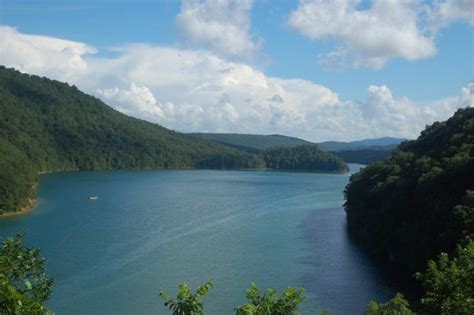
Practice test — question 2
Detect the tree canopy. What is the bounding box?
[235,283,305,315]
[0,235,53,314]
[344,107,474,277]
[262,145,348,172]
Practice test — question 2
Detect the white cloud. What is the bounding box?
[176,0,261,59]
[0,26,472,142]
[287,0,472,69]
[361,83,473,137]
[430,0,474,30]
[288,0,436,69]
[0,26,96,80]
[97,82,165,118]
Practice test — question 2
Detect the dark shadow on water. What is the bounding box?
[297,207,408,315]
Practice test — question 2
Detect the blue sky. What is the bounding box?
[0,0,473,141]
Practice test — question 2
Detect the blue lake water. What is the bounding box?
[0,165,395,314]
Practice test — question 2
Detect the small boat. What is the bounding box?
[88,195,98,200]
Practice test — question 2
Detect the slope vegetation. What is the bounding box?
[0,67,264,213]
[191,133,313,152]
[345,107,474,277]
[0,67,347,213]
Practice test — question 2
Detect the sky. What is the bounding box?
[0,0,473,142]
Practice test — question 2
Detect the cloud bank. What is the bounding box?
[288,0,473,69]
[1,26,472,142]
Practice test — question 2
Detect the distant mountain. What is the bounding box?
[192,133,406,164]
[191,133,313,152]
[334,149,393,165]
[317,137,406,152]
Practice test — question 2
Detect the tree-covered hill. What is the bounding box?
[0,67,265,213]
[0,67,347,214]
[191,133,314,152]
[344,107,474,279]
[263,145,348,172]
[193,132,402,165]
[318,137,405,152]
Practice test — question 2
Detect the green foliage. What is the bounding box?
[415,240,474,314]
[344,107,474,276]
[159,281,213,315]
[0,66,266,212]
[365,293,414,315]
[262,145,348,172]
[191,133,314,152]
[194,133,399,165]
[235,282,305,315]
[0,139,37,213]
[0,234,53,314]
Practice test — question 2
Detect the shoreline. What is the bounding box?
[0,165,350,218]
[0,198,37,218]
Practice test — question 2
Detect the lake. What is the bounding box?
[0,165,395,314]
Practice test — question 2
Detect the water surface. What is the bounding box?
[0,165,394,314]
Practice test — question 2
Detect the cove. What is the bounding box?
[0,165,395,314]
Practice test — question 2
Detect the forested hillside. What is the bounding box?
[191,133,314,152]
[263,145,348,172]
[0,67,265,213]
[345,107,474,278]
[0,67,347,214]
[193,132,401,165]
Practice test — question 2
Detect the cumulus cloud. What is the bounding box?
[0,26,96,80]
[288,0,436,69]
[176,0,261,59]
[361,83,473,137]
[0,26,472,141]
[287,0,472,69]
[97,83,165,118]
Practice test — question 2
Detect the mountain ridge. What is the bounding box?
[192,133,407,152]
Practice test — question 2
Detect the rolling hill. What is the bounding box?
[317,137,406,152]
[0,67,347,213]
[0,67,265,213]
[191,133,313,152]
[192,133,405,164]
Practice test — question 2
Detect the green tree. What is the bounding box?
[0,234,54,314]
[344,107,474,279]
[365,293,414,315]
[159,280,213,315]
[235,282,305,315]
[416,240,474,315]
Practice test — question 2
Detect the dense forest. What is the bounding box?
[344,107,474,283]
[192,133,313,152]
[193,132,401,164]
[0,67,347,214]
[263,145,348,172]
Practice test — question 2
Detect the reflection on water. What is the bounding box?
[298,207,395,314]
